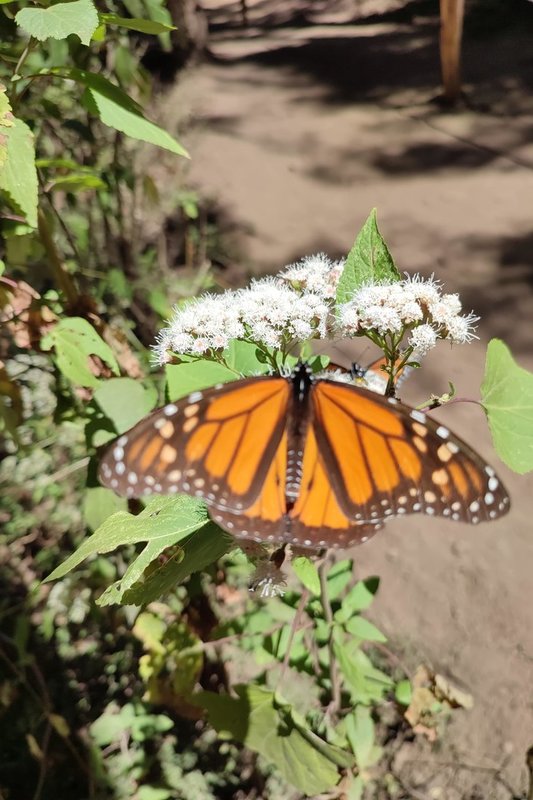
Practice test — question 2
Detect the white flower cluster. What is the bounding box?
[337,275,479,355]
[153,254,479,364]
[153,276,330,362]
[281,253,344,299]
[153,294,245,363]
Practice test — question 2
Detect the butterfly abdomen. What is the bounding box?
[285,364,314,500]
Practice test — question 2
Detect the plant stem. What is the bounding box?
[318,556,341,718]
[37,209,79,306]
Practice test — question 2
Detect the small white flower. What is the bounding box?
[428,293,463,325]
[249,561,286,598]
[408,323,438,356]
[444,312,479,344]
[403,273,442,307]
[281,253,344,299]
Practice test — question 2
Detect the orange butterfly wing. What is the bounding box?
[99,376,290,512]
[312,380,510,525]
[211,425,381,549]
[100,368,510,550]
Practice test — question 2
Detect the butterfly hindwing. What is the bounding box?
[211,425,382,549]
[99,376,290,512]
[312,379,509,525]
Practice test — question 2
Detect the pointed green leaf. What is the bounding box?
[47,173,106,192]
[336,577,380,623]
[41,317,119,388]
[85,87,188,156]
[334,639,392,704]
[345,706,376,768]
[97,532,186,606]
[195,685,346,795]
[292,556,320,595]
[99,12,175,33]
[0,117,37,227]
[344,616,387,643]
[44,495,209,582]
[336,209,400,304]
[16,0,99,46]
[100,522,233,606]
[481,338,533,473]
[42,68,188,156]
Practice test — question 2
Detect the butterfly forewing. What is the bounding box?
[312,380,510,525]
[99,376,290,512]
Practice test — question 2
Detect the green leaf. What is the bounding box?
[223,339,270,376]
[395,679,412,706]
[83,486,127,532]
[195,685,347,795]
[0,117,37,227]
[100,12,175,33]
[100,522,233,606]
[344,616,387,643]
[132,611,167,652]
[334,639,392,704]
[41,317,119,388]
[0,83,14,171]
[481,338,533,473]
[345,706,376,768]
[165,361,236,401]
[336,209,400,305]
[326,559,353,600]
[336,577,380,622]
[96,531,183,607]
[292,556,320,596]
[93,378,158,433]
[16,0,99,45]
[137,787,172,800]
[47,173,106,192]
[44,495,210,582]
[43,68,188,156]
[85,86,187,156]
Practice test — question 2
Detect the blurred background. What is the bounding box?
[2,0,533,797]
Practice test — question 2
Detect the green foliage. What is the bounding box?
[16,0,99,45]
[1,19,524,786]
[41,317,119,388]
[0,117,38,226]
[292,556,321,596]
[94,377,158,432]
[45,495,212,582]
[481,338,533,473]
[196,685,348,796]
[100,12,175,33]
[336,208,400,304]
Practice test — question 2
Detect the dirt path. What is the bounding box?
[156,6,533,796]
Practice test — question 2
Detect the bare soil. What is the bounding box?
[153,3,533,796]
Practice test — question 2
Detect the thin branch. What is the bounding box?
[32,722,52,800]
[37,209,79,306]
[278,589,310,684]
[318,556,342,718]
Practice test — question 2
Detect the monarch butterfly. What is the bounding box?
[99,362,510,551]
